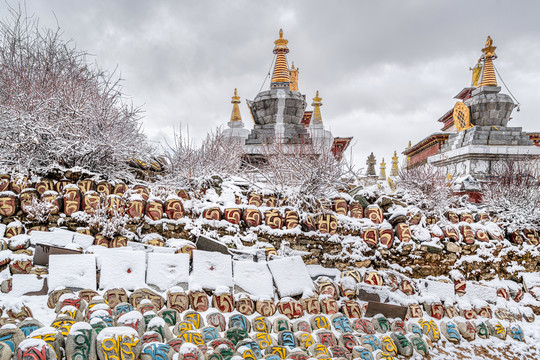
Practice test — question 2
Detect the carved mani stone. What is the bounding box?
[223,208,242,225]
[66,322,98,360]
[284,210,299,229]
[16,339,56,360]
[243,209,262,227]
[264,209,283,230]
[365,205,383,224]
[96,327,141,360]
[316,214,338,235]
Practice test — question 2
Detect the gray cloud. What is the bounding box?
[3,0,540,170]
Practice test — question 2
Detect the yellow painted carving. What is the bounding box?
[453,101,472,132]
[101,335,139,360]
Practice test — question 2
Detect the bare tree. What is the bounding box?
[161,126,244,188]
[243,139,360,211]
[397,164,457,215]
[0,6,152,178]
[482,160,540,229]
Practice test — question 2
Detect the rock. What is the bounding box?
[141,342,174,360]
[507,324,524,342]
[277,331,296,348]
[295,331,314,350]
[351,346,374,360]
[418,319,440,342]
[475,321,489,339]
[372,315,390,333]
[96,327,141,360]
[66,322,98,360]
[17,318,44,337]
[0,327,25,354]
[456,320,476,341]
[146,317,174,341]
[16,339,57,360]
[330,313,352,333]
[445,241,462,253]
[440,321,461,344]
[359,335,381,352]
[390,332,413,357]
[486,321,506,340]
[29,326,64,360]
[408,335,429,357]
[0,341,12,360]
[379,335,398,357]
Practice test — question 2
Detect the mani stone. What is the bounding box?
[352,346,374,360]
[116,311,145,336]
[440,321,461,344]
[390,332,413,357]
[158,308,179,327]
[236,339,263,359]
[29,326,64,360]
[66,322,98,360]
[475,322,490,339]
[456,321,476,341]
[17,318,44,337]
[146,317,174,341]
[372,315,390,333]
[408,335,429,357]
[141,342,174,360]
[0,341,12,360]
[96,327,142,360]
[292,319,311,333]
[16,339,57,360]
[486,321,506,340]
[0,326,25,354]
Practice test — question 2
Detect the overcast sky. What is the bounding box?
[3,1,540,170]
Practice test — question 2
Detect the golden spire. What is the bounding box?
[289,62,299,91]
[478,36,498,87]
[230,88,242,122]
[407,140,411,149]
[391,151,399,176]
[470,59,483,87]
[379,158,386,181]
[311,91,323,125]
[271,29,291,88]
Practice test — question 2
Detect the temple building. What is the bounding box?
[404,37,540,179]
[223,30,351,162]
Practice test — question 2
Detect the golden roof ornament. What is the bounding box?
[478,36,498,87]
[311,90,323,125]
[453,101,472,132]
[289,62,299,91]
[470,59,483,87]
[391,151,399,177]
[271,29,291,88]
[230,88,242,122]
[379,158,387,181]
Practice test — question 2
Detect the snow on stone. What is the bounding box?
[306,264,342,280]
[71,232,94,249]
[10,274,45,296]
[465,282,498,303]
[96,326,139,343]
[233,260,274,297]
[190,250,233,290]
[418,279,455,302]
[17,338,48,351]
[267,256,314,297]
[49,254,97,290]
[521,272,540,290]
[99,250,146,290]
[146,253,189,291]
[29,230,73,247]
